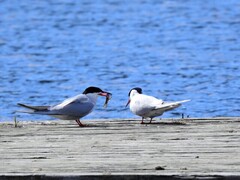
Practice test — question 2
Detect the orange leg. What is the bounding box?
[75,119,85,127]
[149,118,153,124]
[141,117,145,124]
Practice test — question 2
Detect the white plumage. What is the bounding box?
[126,88,190,124]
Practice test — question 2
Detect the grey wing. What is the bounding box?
[52,94,88,109]
[49,94,95,117]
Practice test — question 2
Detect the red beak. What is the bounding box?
[98,92,109,97]
[125,99,130,107]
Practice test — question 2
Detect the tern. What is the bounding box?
[17,86,112,127]
[126,87,190,124]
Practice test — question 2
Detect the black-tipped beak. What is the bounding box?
[125,99,130,107]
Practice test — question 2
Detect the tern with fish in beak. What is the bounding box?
[17,86,112,127]
[126,87,190,124]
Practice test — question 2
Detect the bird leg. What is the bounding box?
[75,119,85,127]
[141,117,145,124]
[149,118,153,124]
[182,113,184,119]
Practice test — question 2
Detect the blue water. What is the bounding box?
[0,0,240,121]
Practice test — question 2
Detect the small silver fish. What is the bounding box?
[104,93,112,108]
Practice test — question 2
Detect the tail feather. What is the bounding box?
[17,103,50,111]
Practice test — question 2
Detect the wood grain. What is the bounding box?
[0,118,239,179]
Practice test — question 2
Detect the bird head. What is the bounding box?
[125,87,142,107]
[83,86,112,107]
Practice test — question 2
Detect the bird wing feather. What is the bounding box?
[154,99,190,110]
[49,94,94,117]
[51,94,89,110]
[17,103,50,111]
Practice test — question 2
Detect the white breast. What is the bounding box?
[129,94,164,117]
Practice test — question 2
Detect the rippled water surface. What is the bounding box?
[1,0,240,121]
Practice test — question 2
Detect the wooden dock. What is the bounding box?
[0,118,240,179]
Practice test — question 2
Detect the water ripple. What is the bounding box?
[0,0,240,121]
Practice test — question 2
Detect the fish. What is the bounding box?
[104,93,112,108]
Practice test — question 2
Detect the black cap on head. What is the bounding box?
[128,87,142,96]
[83,86,104,94]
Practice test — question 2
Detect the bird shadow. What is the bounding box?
[141,121,187,126]
[65,124,110,128]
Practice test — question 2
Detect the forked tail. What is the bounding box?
[17,103,50,111]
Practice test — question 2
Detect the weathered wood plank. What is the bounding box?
[0,118,240,179]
